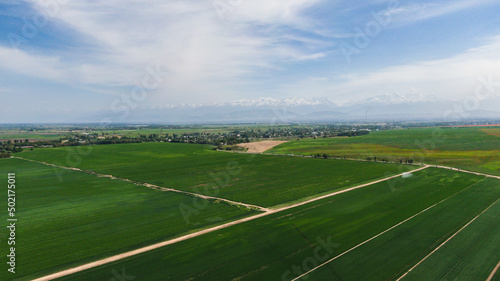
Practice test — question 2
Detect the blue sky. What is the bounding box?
[1,0,500,122]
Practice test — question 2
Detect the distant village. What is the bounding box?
[1,119,497,158]
[0,124,377,157]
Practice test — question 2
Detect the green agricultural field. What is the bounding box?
[90,124,295,137]
[18,142,412,207]
[401,186,500,280]
[0,130,64,141]
[303,177,500,280]
[0,126,231,141]
[56,168,499,281]
[0,158,256,281]
[97,127,233,137]
[269,127,500,176]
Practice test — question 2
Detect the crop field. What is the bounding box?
[301,177,500,280]
[0,127,232,141]
[96,124,299,137]
[3,130,499,281]
[0,158,256,280]
[4,1,500,280]
[54,168,500,280]
[97,127,233,137]
[18,142,411,207]
[401,188,500,280]
[269,127,500,176]
[0,130,64,141]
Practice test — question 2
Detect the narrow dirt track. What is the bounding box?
[433,165,500,180]
[30,165,430,281]
[486,260,500,281]
[13,157,270,212]
[16,152,500,281]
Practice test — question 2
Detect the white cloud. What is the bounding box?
[0,46,65,80]
[280,36,500,103]
[392,0,497,25]
[224,0,323,28]
[4,0,500,109]
[9,0,325,104]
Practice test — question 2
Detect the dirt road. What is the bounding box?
[32,165,430,281]
[14,157,270,212]
[434,165,500,180]
[24,156,500,280]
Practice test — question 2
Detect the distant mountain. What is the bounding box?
[224,97,337,107]
[341,93,442,121]
[83,94,500,123]
[345,92,439,106]
[141,97,340,123]
[152,97,337,109]
[342,93,500,121]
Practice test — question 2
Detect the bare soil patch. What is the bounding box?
[237,140,288,153]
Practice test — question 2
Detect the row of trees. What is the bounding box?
[366,156,414,164]
[308,154,416,164]
[0,143,23,158]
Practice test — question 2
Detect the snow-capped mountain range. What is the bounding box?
[345,92,440,106]
[88,93,500,123]
[153,93,439,109]
[222,97,335,107]
[152,97,336,109]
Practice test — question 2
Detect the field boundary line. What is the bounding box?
[291,201,441,281]
[486,260,500,281]
[396,197,500,281]
[222,149,421,166]
[434,165,500,180]
[30,210,274,281]
[224,149,500,180]
[291,177,488,281]
[11,156,270,212]
[30,165,430,280]
[271,165,430,211]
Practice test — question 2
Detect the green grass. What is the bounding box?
[401,187,500,281]
[56,168,495,280]
[269,127,500,175]
[0,127,230,141]
[96,124,299,137]
[304,177,500,280]
[18,142,411,207]
[0,131,63,140]
[97,127,233,137]
[0,158,256,281]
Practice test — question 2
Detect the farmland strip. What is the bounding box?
[291,177,489,281]
[12,156,270,212]
[31,166,430,281]
[433,165,500,180]
[396,197,500,280]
